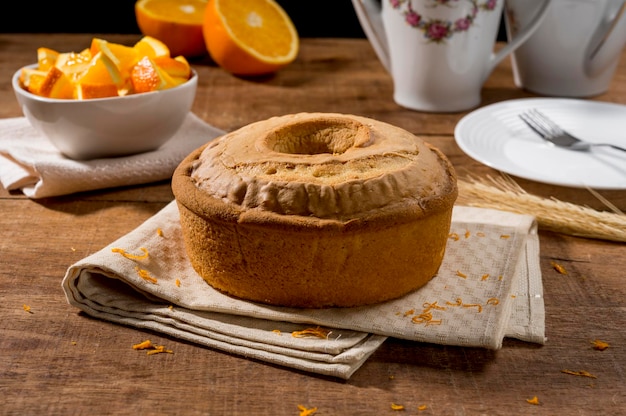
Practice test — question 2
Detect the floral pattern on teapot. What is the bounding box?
[390,0,498,42]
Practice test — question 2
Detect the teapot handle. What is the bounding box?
[586,1,626,77]
[351,0,391,71]
[485,0,553,80]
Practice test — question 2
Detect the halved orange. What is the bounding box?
[202,0,299,76]
[135,0,207,58]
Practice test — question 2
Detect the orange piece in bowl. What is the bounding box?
[39,66,74,99]
[19,67,48,95]
[130,55,184,93]
[153,55,191,79]
[37,47,59,71]
[75,83,120,100]
[134,35,172,59]
[54,49,94,81]
[90,38,141,77]
[135,0,207,58]
[202,0,299,76]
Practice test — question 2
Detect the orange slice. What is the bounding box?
[133,35,171,59]
[202,0,299,76]
[75,51,124,96]
[75,83,119,100]
[37,47,59,71]
[55,49,93,81]
[130,55,184,93]
[153,55,191,79]
[19,67,48,95]
[38,66,74,99]
[135,0,207,58]
[90,38,140,76]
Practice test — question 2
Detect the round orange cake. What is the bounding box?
[172,113,458,308]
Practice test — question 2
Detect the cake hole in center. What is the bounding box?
[265,119,369,155]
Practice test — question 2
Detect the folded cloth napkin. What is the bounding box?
[0,113,222,198]
[62,202,545,379]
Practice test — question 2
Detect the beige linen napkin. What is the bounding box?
[0,113,222,198]
[62,202,545,379]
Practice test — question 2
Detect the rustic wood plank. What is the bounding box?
[0,34,624,415]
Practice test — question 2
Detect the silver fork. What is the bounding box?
[519,109,626,153]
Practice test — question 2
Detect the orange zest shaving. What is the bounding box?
[135,266,158,284]
[561,369,597,379]
[591,339,609,351]
[423,301,446,311]
[462,303,483,313]
[272,329,282,335]
[526,396,539,405]
[132,339,173,355]
[111,247,149,260]
[448,232,460,241]
[456,270,467,279]
[133,340,153,350]
[418,404,428,411]
[486,298,500,306]
[175,279,181,287]
[147,345,174,355]
[23,304,33,314]
[292,326,331,339]
[551,261,568,275]
[464,229,471,238]
[297,404,317,416]
[481,274,490,281]
[446,298,462,307]
[500,234,511,239]
[157,228,164,237]
[390,403,405,410]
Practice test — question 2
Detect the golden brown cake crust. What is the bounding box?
[172,113,457,308]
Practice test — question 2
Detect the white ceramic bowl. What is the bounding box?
[12,64,198,160]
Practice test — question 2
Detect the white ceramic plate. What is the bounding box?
[454,98,626,189]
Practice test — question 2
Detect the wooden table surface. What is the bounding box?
[1,34,624,415]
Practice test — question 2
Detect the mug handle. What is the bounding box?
[485,0,553,80]
[351,0,391,71]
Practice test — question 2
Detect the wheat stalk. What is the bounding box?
[456,174,626,243]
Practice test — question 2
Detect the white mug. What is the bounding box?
[352,0,552,112]
[505,0,626,97]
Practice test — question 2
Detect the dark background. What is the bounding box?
[0,1,367,37]
[1,0,506,40]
